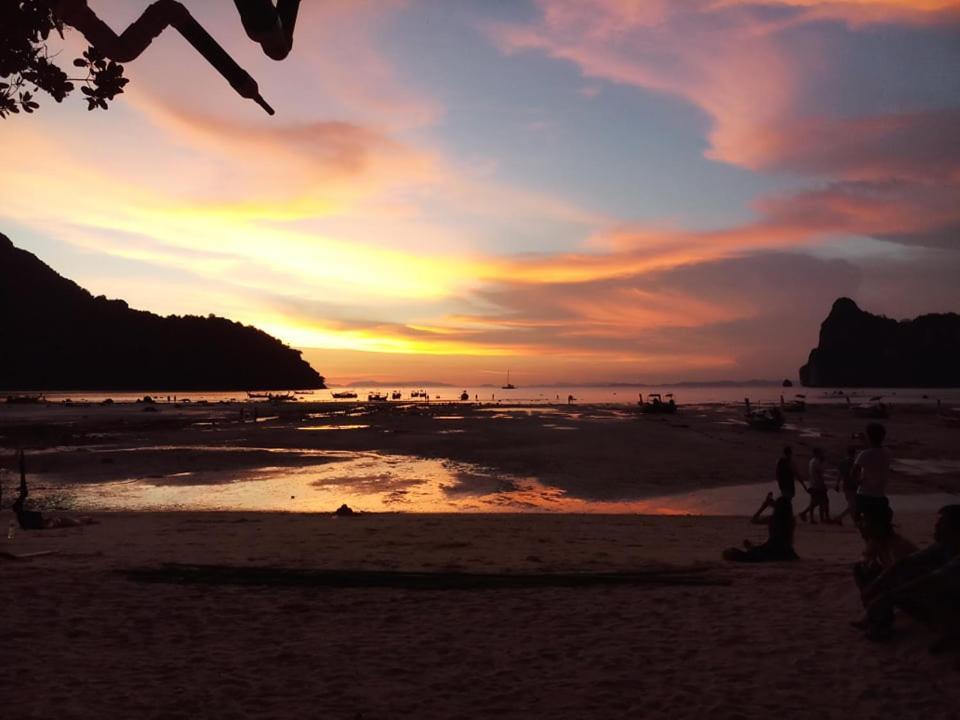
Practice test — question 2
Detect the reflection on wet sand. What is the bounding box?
[48,451,959,516]
[297,424,370,431]
[5,399,960,517]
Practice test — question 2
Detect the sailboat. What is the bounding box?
[502,370,516,390]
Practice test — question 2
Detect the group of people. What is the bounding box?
[775,424,889,526]
[723,422,959,652]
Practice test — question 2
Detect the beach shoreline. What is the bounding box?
[2,399,958,514]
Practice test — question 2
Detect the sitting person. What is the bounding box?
[10,450,97,530]
[854,505,960,651]
[853,503,917,592]
[723,493,799,562]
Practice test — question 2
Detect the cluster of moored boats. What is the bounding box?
[332,389,474,403]
[633,390,959,432]
[5,394,45,404]
[637,392,677,414]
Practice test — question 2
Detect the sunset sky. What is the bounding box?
[2,0,959,385]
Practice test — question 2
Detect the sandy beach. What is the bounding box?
[2,400,959,719]
[3,512,959,720]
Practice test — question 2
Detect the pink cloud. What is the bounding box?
[489,0,960,173]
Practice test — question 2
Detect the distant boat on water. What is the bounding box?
[744,398,785,430]
[846,396,888,419]
[638,392,676,414]
[779,394,806,412]
[248,391,295,402]
[368,392,389,402]
[502,370,517,390]
[331,390,358,399]
[5,393,44,404]
[391,391,402,400]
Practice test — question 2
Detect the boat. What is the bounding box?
[459,390,469,401]
[391,391,402,400]
[780,394,806,412]
[937,399,960,426]
[268,392,296,403]
[846,396,888,419]
[331,390,358,399]
[5,394,44,404]
[368,392,389,402]
[638,392,676,414]
[744,398,784,430]
[501,370,516,390]
[247,391,270,399]
[410,389,429,399]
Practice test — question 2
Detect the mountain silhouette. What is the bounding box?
[799,297,960,387]
[0,233,324,391]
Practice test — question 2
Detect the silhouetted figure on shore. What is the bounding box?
[834,446,859,526]
[853,506,960,651]
[723,493,799,562]
[854,423,891,521]
[10,450,97,530]
[775,446,805,504]
[800,448,831,524]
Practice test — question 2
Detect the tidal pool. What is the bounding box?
[24,451,958,516]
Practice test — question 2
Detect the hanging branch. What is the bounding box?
[0,0,127,117]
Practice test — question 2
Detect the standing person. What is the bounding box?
[834,446,859,526]
[775,446,805,504]
[800,447,831,524]
[854,423,891,520]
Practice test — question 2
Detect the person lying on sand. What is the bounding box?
[853,502,916,591]
[10,451,98,530]
[853,505,960,652]
[723,493,799,563]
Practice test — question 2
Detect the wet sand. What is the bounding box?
[2,512,959,720]
[2,400,959,512]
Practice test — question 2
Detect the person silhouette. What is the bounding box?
[723,494,799,562]
[10,450,97,530]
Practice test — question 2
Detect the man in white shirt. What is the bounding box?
[854,423,891,520]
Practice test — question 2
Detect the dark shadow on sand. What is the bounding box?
[122,563,731,590]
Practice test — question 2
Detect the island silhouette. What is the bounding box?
[0,233,324,390]
[800,297,960,387]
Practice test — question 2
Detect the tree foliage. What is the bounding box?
[0,0,128,118]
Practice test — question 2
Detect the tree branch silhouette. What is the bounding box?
[1,0,300,118]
